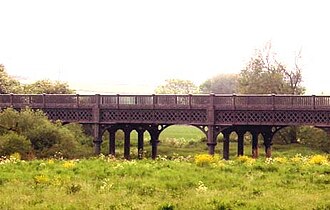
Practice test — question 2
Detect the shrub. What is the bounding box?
[0,132,32,159]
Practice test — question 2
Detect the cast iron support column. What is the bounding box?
[251,130,259,159]
[124,128,131,160]
[222,130,230,160]
[237,130,245,156]
[207,93,216,155]
[150,131,160,159]
[92,94,101,155]
[137,130,144,159]
[263,132,273,158]
[93,124,101,155]
[207,125,217,155]
[109,130,116,156]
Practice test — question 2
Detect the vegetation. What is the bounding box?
[199,73,238,94]
[0,64,74,94]
[237,42,304,95]
[0,152,329,209]
[0,108,92,159]
[155,79,199,94]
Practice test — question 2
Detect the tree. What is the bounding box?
[200,73,238,94]
[238,42,305,144]
[238,42,304,94]
[23,79,74,94]
[0,64,21,93]
[155,79,199,94]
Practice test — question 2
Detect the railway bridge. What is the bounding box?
[1,94,330,159]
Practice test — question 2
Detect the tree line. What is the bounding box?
[155,42,304,95]
[0,64,73,94]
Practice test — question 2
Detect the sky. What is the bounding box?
[0,0,330,94]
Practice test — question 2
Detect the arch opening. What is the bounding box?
[158,124,207,157]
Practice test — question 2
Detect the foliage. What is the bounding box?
[237,42,304,94]
[0,108,92,159]
[297,126,330,153]
[200,73,238,94]
[23,79,74,94]
[0,132,32,159]
[0,64,22,94]
[0,64,74,94]
[155,79,199,94]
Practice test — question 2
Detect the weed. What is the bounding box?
[66,183,82,194]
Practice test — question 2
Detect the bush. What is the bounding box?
[298,126,329,153]
[0,108,93,159]
[0,132,32,159]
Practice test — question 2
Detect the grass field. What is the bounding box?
[1,125,329,210]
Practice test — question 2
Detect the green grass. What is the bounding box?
[0,154,329,210]
[0,125,329,209]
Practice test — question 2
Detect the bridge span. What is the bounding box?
[1,94,330,159]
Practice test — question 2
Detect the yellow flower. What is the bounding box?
[10,153,21,161]
[237,155,255,164]
[308,155,328,165]
[48,159,55,164]
[63,161,75,168]
[194,154,214,166]
[274,157,288,164]
[34,174,49,185]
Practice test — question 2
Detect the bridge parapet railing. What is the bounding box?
[98,95,211,109]
[1,94,330,110]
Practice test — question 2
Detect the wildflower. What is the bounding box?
[274,157,288,164]
[196,181,208,193]
[10,152,21,161]
[34,174,49,185]
[48,159,55,164]
[194,154,214,166]
[237,155,256,165]
[308,155,328,165]
[265,157,274,164]
[63,161,75,168]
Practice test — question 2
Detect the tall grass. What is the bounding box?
[0,153,329,209]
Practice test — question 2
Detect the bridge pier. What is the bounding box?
[137,130,144,159]
[222,130,230,160]
[109,131,116,156]
[237,130,245,156]
[93,124,102,155]
[262,131,273,158]
[124,128,131,160]
[148,125,160,159]
[207,125,217,155]
[251,130,259,159]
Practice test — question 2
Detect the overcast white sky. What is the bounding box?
[0,0,330,94]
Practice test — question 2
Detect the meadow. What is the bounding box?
[1,125,330,210]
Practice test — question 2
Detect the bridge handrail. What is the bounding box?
[1,94,330,110]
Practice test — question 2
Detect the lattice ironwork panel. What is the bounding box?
[101,110,153,122]
[313,112,329,124]
[154,110,207,123]
[44,109,93,122]
[101,109,207,123]
[217,110,330,126]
